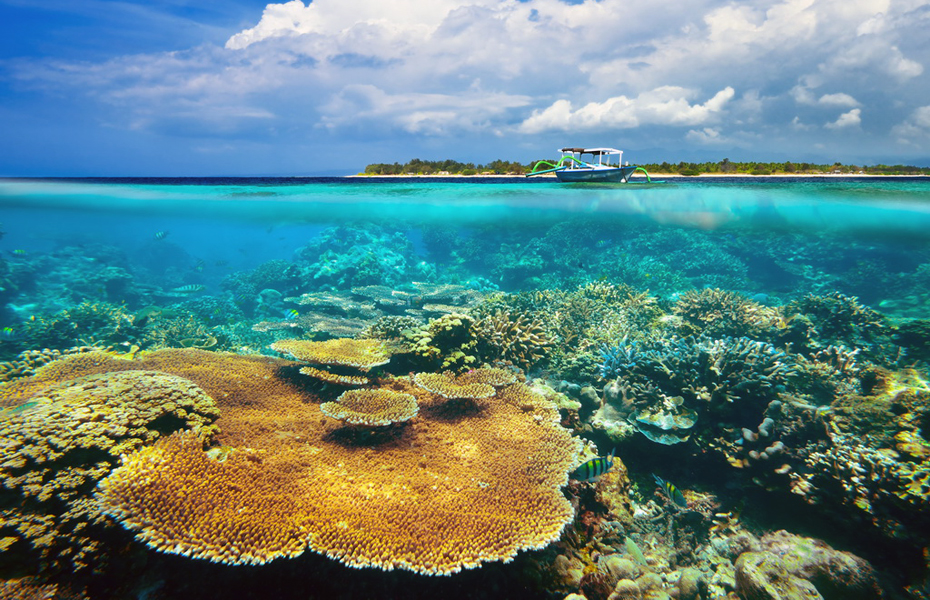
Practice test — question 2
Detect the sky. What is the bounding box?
[1,0,929,176]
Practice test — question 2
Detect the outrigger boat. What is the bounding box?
[527,147,651,183]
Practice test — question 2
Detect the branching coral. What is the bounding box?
[140,314,218,350]
[23,301,135,350]
[598,335,796,444]
[471,282,665,383]
[672,288,777,339]
[788,292,893,362]
[475,309,551,369]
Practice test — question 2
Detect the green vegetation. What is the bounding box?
[640,159,930,176]
[362,158,930,176]
[363,158,532,176]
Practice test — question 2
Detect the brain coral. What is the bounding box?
[0,368,220,572]
[320,388,418,426]
[13,349,582,575]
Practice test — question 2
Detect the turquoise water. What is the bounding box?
[3,177,930,232]
[2,175,930,598]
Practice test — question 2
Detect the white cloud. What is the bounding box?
[519,86,735,133]
[825,108,862,129]
[686,127,728,145]
[817,93,860,108]
[892,105,930,145]
[7,0,930,165]
[319,84,530,135]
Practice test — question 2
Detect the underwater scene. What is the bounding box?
[2,176,930,600]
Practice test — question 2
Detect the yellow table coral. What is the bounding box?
[270,338,390,369]
[0,348,583,576]
[320,388,418,427]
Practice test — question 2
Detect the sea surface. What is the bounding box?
[1,175,929,599]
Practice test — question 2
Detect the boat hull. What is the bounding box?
[554,165,637,183]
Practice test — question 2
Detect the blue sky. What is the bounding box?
[1,0,929,176]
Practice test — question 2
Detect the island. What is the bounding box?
[361,158,930,177]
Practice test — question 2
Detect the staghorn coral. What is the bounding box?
[270,338,390,369]
[8,348,582,575]
[475,309,551,370]
[140,314,218,350]
[23,302,136,351]
[672,288,777,339]
[788,292,895,363]
[320,388,418,427]
[0,369,220,573]
[597,335,796,445]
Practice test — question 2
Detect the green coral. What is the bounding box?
[404,313,478,370]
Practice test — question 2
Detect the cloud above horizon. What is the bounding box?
[3,0,930,173]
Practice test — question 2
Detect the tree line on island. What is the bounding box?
[362,158,929,176]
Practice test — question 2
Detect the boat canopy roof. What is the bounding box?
[559,147,622,155]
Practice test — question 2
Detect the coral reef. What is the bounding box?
[403,313,480,371]
[22,302,136,351]
[412,371,496,401]
[672,288,778,339]
[294,225,420,289]
[270,338,390,369]
[474,309,552,370]
[4,348,581,576]
[320,388,418,427]
[0,368,219,573]
[735,530,883,600]
[596,335,796,445]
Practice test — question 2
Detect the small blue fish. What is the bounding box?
[171,284,206,294]
[570,448,615,482]
[653,474,687,508]
[154,231,169,240]
[284,308,299,320]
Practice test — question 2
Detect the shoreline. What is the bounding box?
[347,172,927,179]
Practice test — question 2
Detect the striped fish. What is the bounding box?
[653,474,688,508]
[171,284,206,294]
[570,448,615,482]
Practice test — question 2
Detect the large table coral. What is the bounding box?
[4,348,582,576]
